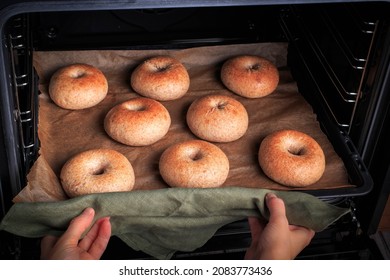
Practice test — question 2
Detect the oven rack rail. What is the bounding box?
[7,14,38,188]
[281,5,374,199]
[280,4,377,129]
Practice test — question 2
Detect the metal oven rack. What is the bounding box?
[279,4,377,130]
[6,14,39,197]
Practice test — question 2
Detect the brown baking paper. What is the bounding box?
[14,43,352,202]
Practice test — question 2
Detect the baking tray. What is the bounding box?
[13,42,372,203]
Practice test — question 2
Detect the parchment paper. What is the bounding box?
[14,43,352,202]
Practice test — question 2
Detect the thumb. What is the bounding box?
[266,193,288,225]
[58,208,95,245]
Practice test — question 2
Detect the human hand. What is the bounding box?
[41,207,111,260]
[245,193,315,260]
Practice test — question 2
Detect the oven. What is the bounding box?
[0,0,389,260]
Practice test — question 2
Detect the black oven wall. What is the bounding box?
[0,13,39,216]
[31,6,286,51]
[281,2,390,237]
[355,31,390,235]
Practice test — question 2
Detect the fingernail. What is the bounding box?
[266,193,277,201]
[97,216,110,224]
[83,207,94,216]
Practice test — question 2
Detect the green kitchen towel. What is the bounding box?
[0,187,350,259]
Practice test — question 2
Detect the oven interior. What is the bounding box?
[1,1,389,259]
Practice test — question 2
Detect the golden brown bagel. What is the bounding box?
[104,97,171,146]
[159,140,229,188]
[131,56,190,101]
[258,130,325,187]
[186,94,249,143]
[60,149,135,197]
[221,55,279,98]
[49,63,108,109]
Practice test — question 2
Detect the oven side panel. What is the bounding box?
[0,30,23,218]
[356,30,390,234]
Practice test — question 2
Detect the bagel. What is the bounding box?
[131,56,190,101]
[159,140,229,188]
[60,149,135,197]
[186,94,248,142]
[258,130,325,187]
[104,97,171,146]
[221,55,279,98]
[49,63,108,110]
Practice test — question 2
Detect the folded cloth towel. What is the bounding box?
[0,187,350,259]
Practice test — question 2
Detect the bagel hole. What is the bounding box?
[156,64,171,72]
[288,147,305,156]
[125,104,147,112]
[134,105,147,111]
[71,70,86,79]
[249,63,261,71]
[91,166,106,176]
[189,150,203,161]
[217,102,228,110]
